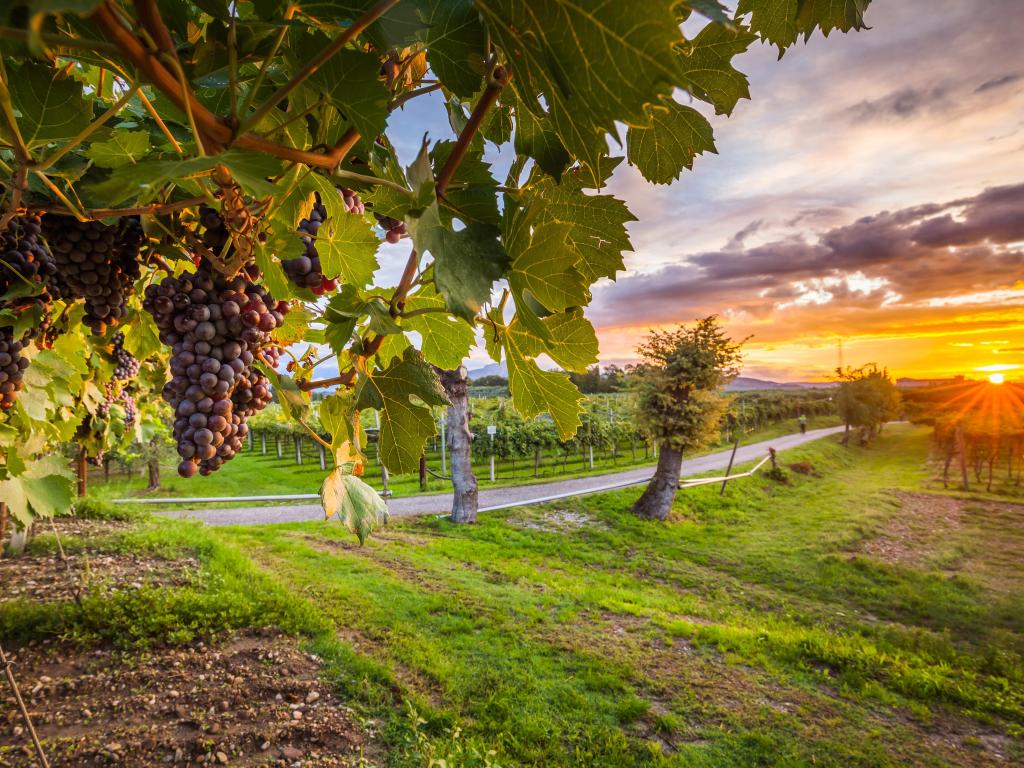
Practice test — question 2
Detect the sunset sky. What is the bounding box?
[384,0,1024,382]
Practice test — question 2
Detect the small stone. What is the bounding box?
[216,751,229,764]
[280,746,302,760]
[260,741,271,751]
[305,691,320,704]
[291,710,303,720]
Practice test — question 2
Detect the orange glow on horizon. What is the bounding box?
[989,373,1006,385]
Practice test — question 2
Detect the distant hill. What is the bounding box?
[725,377,834,391]
[467,361,508,380]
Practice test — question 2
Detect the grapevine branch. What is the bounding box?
[30,196,207,220]
[0,642,50,768]
[435,65,510,197]
[298,248,420,392]
[89,2,371,168]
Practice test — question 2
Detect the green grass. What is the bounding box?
[5,423,1019,766]
[88,415,841,506]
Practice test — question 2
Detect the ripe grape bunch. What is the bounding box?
[281,188,364,295]
[98,332,140,427]
[375,213,407,245]
[143,260,286,477]
[41,214,144,335]
[0,214,56,409]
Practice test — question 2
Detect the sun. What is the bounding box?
[989,373,1005,385]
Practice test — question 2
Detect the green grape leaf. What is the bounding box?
[121,309,163,361]
[477,0,685,177]
[514,101,571,180]
[677,22,757,116]
[795,0,871,42]
[302,45,390,148]
[255,361,310,422]
[504,323,584,440]
[314,211,380,288]
[83,129,150,168]
[401,287,475,369]
[681,1,732,23]
[354,347,448,474]
[7,61,91,147]
[506,217,589,313]
[273,304,312,346]
[321,468,389,544]
[523,169,635,283]
[417,0,487,98]
[430,140,500,226]
[537,310,598,373]
[627,101,717,184]
[737,0,798,51]
[410,202,507,320]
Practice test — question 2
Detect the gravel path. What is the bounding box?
[163,426,846,526]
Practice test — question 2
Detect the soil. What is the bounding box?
[860,491,964,567]
[0,628,379,767]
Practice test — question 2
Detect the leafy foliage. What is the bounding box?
[0,0,873,532]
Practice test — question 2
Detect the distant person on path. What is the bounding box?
[798,414,807,434]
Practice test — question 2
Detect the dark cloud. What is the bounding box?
[845,86,950,123]
[590,183,1024,330]
[975,73,1021,93]
[725,219,766,250]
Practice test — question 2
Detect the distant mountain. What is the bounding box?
[467,361,508,380]
[725,377,834,391]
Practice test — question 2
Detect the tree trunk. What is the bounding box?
[76,446,88,497]
[0,502,8,555]
[147,457,160,491]
[631,444,682,521]
[438,366,478,523]
[419,454,427,492]
[841,422,851,447]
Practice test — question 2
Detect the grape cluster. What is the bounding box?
[375,213,407,245]
[0,214,55,410]
[0,328,29,410]
[97,331,141,427]
[143,262,286,477]
[282,188,364,296]
[111,331,140,380]
[41,215,143,335]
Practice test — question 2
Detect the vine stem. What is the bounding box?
[37,84,141,170]
[0,58,31,165]
[34,173,88,221]
[0,642,50,768]
[240,0,401,134]
[31,195,207,220]
[298,419,332,451]
[332,167,411,196]
[136,89,184,154]
[239,5,297,118]
[435,65,510,196]
[388,82,443,111]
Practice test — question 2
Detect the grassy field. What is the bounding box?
[5,423,1021,766]
[88,415,841,505]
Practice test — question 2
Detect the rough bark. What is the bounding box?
[631,444,683,521]
[76,446,88,497]
[147,457,160,491]
[438,366,478,523]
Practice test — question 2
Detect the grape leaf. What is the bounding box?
[477,0,685,178]
[795,0,871,41]
[522,169,635,283]
[8,61,91,147]
[303,45,390,148]
[354,347,448,474]
[627,101,717,184]
[321,468,389,544]
[410,202,508,321]
[677,22,757,116]
[737,0,798,52]
[401,286,475,369]
[513,101,571,181]
[506,217,589,313]
[273,304,312,346]
[536,310,599,373]
[83,129,150,168]
[681,1,732,23]
[430,140,500,226]
[313,211,380,288]
[503,322,584,440]
[417,0,487,98]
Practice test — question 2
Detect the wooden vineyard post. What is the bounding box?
[955,424,969,490]
[261,431,267,455]
[1,642,50,767]
[294,435,302,465]
[720,438,741,495]
[419,455,427,492]
[318,442,327,471]
[275,434,282,459]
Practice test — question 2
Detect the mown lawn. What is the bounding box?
[87,415,841,505]
[5,423,1021,767]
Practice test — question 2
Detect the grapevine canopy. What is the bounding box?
[0,0,872,525]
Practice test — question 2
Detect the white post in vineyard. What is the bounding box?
[487,424,497,482]
[440,411,447,474]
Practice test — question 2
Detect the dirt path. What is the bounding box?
[163,426,846,526]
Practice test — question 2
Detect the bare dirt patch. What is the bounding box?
[506,508,607,533]
[0,551,200,603]
[0,628,378,767]
[859,492,964,567]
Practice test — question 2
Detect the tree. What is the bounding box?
[0,1,873,538]
[470,375,508,387]
[438,366,478,522]
[631,317,743,520]
[835,365,901,446]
